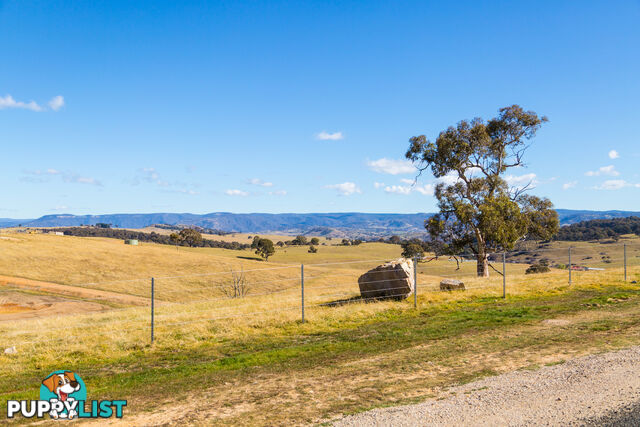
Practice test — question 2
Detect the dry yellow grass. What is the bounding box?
[0,231,400,301]
[0,231,636,372]
[2,230,640,424]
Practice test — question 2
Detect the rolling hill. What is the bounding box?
[2,209,639,237]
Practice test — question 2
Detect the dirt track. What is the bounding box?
[0,275,151,307]
[334,346,640,426]
[0,291,107,321]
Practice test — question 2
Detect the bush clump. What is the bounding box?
[525,262,551,274]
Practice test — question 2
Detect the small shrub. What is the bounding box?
[222,268,249,298]
[526,263,551,274]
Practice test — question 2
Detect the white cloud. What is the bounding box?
[173,189,199,195]
[0,95,43,111]
[325,182,361,196]
[0,94,64,112]
[48,96,65,111]
[66,175,102,186]
[437,172,460,186]
[248,178,273,187]
[268,190,287,196]
[384,185,412,195]
[594,180,631,190]
[608,150,620,159]
[505,173,538,187]
[585,165,619,177]
[400,178,415,184]
[225,189,249,196]
[373,182,385,189]
[316,131,344,141]
[367,158,416,175]
[23,169,101,186]
[413,184,435,195]
[383,183,433,196]
[562,181,578,190]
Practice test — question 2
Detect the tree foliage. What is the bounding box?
[179,228,203,247]
[405,105,559,277]
[401,242,425,259]
[255,238,275,261]
[555,216,640,241]
[53,227,249,250]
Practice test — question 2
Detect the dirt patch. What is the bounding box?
[542,318,571,326]
[0,291,107,321]
[0,275,151,307]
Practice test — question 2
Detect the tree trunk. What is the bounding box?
[474,230,490,278]
[476,252,490,277]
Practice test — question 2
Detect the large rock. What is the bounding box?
[358,258,414,300]
[440,279,465,291]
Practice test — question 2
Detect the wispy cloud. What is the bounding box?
[225,189,249,196]
[608,150,620,159]
[373,182,385,189]
[585,165,619,177]
[382,183,433,196]
[384,185,412,195]
[133,168,168,187]
[505,173,538,187]
[48,96,65,111]
[132,167,200,194]
[367,158,416,175]
[316,131,344,141]
[268,190,287,196]
[325,182,361,196]
[562,181,578,190]
[0,94,64,112]
[22,169,102,186]
[247,178,273,187]
[593,180,640,190]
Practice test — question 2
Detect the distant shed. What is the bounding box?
[124,239,139,245]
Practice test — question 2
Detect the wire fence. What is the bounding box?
[2,242,640,349]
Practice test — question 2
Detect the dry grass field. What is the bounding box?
[1,229,640,424]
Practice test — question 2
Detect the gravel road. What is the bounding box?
[334,346,640,426]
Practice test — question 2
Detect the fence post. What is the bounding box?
[151,277,155,344]
[301,264,305,323]
[413,257,418,309]
[568,246,572,285]
[502,252,506,299]
[624,243,627,282]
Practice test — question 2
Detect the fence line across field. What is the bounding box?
[3,242,636,348]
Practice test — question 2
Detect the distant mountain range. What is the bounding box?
[1,209,639,238]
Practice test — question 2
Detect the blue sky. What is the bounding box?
[1,0,639,218]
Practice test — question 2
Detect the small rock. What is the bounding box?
[440,279,465,291]
[4,346,17,354]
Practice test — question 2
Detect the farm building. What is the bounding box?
[124,239,139,245]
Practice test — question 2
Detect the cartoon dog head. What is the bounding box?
[42,371,80,402]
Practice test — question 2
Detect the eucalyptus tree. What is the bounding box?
[405,105,558,277]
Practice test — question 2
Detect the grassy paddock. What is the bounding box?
[2,271,640,424]
[2,231,640,423]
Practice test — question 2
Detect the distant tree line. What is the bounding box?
[153,223,230,236]
[554,216,640,241]
[50,227,250,250]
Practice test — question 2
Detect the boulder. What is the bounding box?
[4,346,17,354]
[358,258,414,300]
[440,279,465,291]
